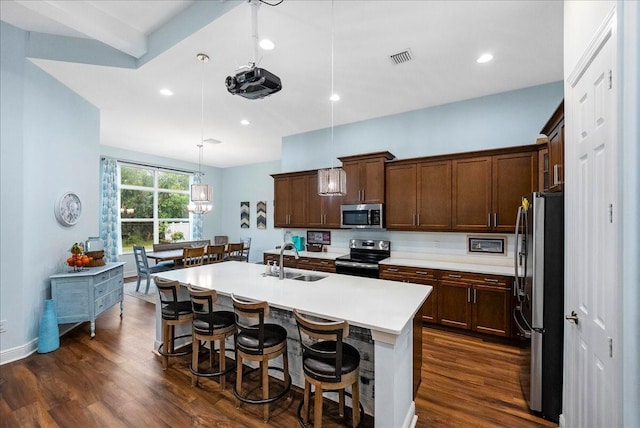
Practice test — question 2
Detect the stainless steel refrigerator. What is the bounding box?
[513,192,564,423]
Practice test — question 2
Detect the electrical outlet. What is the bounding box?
[0,320,6,333]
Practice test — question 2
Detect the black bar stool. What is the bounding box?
[294,309,362,428]
[187,286,236,389]
[231,294,291,422]
[154,277,193,369]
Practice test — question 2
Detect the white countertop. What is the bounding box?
[263,248,347,260]
[380,252,515,276]
[155,261,430,336]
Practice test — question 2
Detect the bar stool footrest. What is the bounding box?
[233,366,292,405]
[296,390,364,428]
[157,333,193,358]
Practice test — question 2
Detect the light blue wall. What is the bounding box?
[1,21,100,361]
[220,160,283,262]
[282,81,564,172]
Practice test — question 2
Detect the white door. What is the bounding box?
[564,16,619,428]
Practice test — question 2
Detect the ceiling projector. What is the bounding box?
[225,67,282,99]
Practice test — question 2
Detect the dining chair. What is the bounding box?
[183,246,205,267]
[132,245,173,294]
[214,235,229,245]
[241,237,251,262]
[225,242,244,261]
[206,244,226,264]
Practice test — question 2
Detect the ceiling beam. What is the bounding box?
[15,0,147,58]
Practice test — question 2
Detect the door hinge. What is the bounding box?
[608,337,613,358]
[608,70,613,89]
[609,203,613,223]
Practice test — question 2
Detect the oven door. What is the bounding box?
[335,260,379,278]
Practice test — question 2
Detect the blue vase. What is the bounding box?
[37,299,60,353]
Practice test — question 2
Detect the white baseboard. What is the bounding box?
[402,401,418,428]
[0,338,37,365]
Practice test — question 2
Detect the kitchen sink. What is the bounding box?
[292,274,327,282]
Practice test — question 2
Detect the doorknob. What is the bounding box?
[565,311,579,324]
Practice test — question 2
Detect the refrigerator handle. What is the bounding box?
[513,306,532,339]
[514,206,523,297]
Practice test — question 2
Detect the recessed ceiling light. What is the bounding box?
[159,88,173,96]
[329,93,340,102]
[240,119,250,126]
[476,53,493,64]
[259,39,275,50]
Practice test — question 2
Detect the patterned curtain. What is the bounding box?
[191,212,203,240]
[99,158,119,262]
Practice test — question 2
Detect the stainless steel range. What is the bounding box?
[335,239,391,278]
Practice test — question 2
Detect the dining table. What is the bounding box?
[145,249,185,265]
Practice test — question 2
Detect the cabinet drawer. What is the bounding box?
[109,266,124,279]
[94,271,110,284]
[440,271,510,288]
[95,276,123,298]
[381,265,437,281]
[95,289,122,317]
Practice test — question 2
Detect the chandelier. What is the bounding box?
[188,53,213,214]
[318,0,346,196]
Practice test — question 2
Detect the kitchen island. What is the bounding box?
[154,261,430,428]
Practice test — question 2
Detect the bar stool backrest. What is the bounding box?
[231,294,269,354]
[294,309,350,383]
[155,278,183,320]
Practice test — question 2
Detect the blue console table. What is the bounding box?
[50,262,125,338]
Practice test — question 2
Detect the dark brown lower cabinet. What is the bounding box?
[263,254,336,273]
[379,265,438,323]
[439,271,512,337]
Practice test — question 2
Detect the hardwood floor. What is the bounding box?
[0,294,557,427]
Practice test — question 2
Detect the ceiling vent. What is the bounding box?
[389,49,414,65]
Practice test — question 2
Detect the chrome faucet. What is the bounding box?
[279,241,300,280]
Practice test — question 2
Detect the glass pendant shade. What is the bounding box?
[191,183,212,202]
[317,167,346,196]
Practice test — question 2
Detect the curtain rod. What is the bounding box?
[101,156,198,175]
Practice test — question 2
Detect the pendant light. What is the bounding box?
[318,0,346,196]
[188,53,213,214]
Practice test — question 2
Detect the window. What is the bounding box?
[118,163,191,253]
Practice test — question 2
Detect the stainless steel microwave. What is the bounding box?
[340,203,384,229]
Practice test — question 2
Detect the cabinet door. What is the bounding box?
[273,177,290,227]
[472,284,511,337]
[438,278,471,329]
[288,175,308,227]
[548,121,564,192]
[417,160,452,230]
[492,151,537,232]
[322,194,343,228]
[452,157,492,231]
[342,161,361,203]
[421,279,438,323]
[360,158,386,203]
[307,174,324,227]
[385,163,417,229]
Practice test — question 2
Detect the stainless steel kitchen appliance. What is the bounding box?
[335,239,390,278]
[513,192,564,423]
[340,203,384,229]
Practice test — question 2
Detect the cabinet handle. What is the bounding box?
[417,213,420,226]
[412,213,416,226]
[362,189,365,201]
[448,274,462,278]
[488,213,491,227]
[484,278,499,283]
[493,213,497,227]
[415,271,430,275]
[386,268,399,272]
[320,261,328,265]
[553,164,560,185]
[473,289,477,304]
[467,288,471,302]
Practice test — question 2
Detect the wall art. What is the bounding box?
[240,201,250,229]
[257,201,267,229]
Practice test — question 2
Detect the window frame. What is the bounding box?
[117,162,192,254]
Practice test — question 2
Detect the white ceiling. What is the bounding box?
[0,0,563,168]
